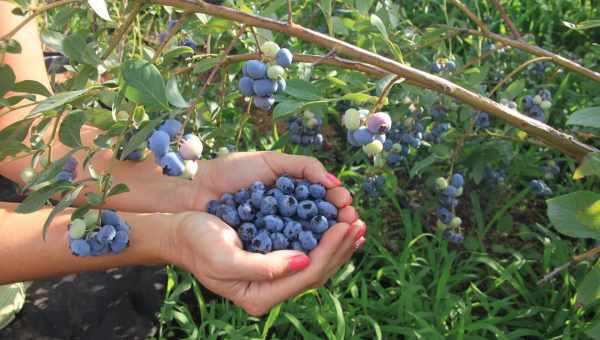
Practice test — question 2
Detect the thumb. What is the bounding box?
[230,248,311,281]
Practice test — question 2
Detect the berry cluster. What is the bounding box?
[342,108,391,157]
[362,176,385,198]
[484,167,507,186]
[530,179,553,196]
[147,118,203,179]
[434,173,465,244]
[68,210,130,257]
[207,176,338,253]
[55,156,78,182]
[431,58,456,73]
[239,41,293,111]
[288,111,324,146]
[476,112,491,128]
[540,160,560,180]
[522,90,552,122]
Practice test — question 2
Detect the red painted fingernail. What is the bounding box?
[354,238,366,250]
[344,224,355,238]
[353,224,366,242]
[342,195,353,208]
[289,255,311,271]
[325,172,342,186]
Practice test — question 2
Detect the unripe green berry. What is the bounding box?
[261,41,280,59]
[455,186,463,197]
[391,143,403,153]
[540,100,552,110]
[84,210,99,227]
[267,64,285,80]
[533,95,543,105]
[181,160,198,180]
[362,140,383,156]
[303,110,315,119]
[306,117,318,128]
[69,219,87,239]
[20,167,36,183]
[450,216,462,228]
[342,108,361,130]
[217,146,230,157]
[434,177,448,191]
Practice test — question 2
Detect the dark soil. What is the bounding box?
[0,176,165,340]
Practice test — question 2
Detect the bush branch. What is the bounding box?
[490,56,552,95]
[102,1,144,60]
[538,245,600,284]
[152,13,191,63]
[448,0,489,33]
[488,0,521,39]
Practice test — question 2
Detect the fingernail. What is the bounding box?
[289,255,311,271]
[354,238,366,250]
[342,195,353,208]
[353,223,366,242]
[325,172,342,186]
[345,220,362,239]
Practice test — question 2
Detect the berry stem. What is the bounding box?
[369,75,402,116]
[152,13,191,64]
[287,0,293,26]
[102,1,144,60]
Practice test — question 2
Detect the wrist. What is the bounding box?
[123,212,176,266]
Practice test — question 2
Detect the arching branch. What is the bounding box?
[153,0,597,161]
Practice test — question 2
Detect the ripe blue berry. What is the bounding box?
[254,95,275,110]
[234,189,250,204]
[148,130,171,159]
[159,119,183,139]
[276,48,293,67]
[101,210,121,226]
[56,170,74,182]
[283,220,302,240]
[278,195,298,217]
[271,232,289,250]
[70,239,91,257]
[264,215,284,232]
[64,156,78,173]
[220,193,236,206]
[317,201,337,219]
[298,230,317,251]
[352,127,375,145]
[250,181,265,192]
[297,200,318,220]
[244,60,267,79]
[239,222,258,242]
[437,207,453,224]
[260,196,278,215]
[276,176,295,194]
[207,200,221,214]
[308,184,326,199]
[221,205,241,227]
[97,225,117,244]
[250,230,272,253]
[237,202,255,221]
[294,184,310,200]
[110,230,129,254]
[253,79,277,96]
[451,173,464,188]
[310,215,329,233]
[160,152,185,177]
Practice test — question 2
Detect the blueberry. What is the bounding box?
[250,230,272,253]
[283,220,303,240]
[367,112,392,134]
[234,188,250,204]
[439,195,459,209]
[160,152,186,177]
[276,78,287,93]
[239,223,258,242]
[347,130,361,147]
[100,210,121,226]
[271,232,289,250]
[444,185,458,197]
[308,184,326,199]
[97,224,117,244]
[522,95,534,110]
[255,213,266,228]
[328,219,337,227]
[250,189,265,208]
[276,176,295,194]
[221,205,241,227]
[275,48,293,68]
[388,153,403,165]
[317,201,337,219]
[159,119,183,139]
[250,181,265,192]
[294,184,310,200]
[237,202,255,221]
[63,156,78,173]
[148,130,171,159]
[310,215,329,233]
[56,170,74,182]
[298,230,317,251]
[110,230,129,254]
[181,38,198,50]
[297,200,318,220]
[220,193,236,206]
[451,173,464,188]
[115,221,130,233]
[252,79,277,96]
[260,196,278,215]
[443,229,464,244]
[291,241,304,251]
[278,195,298,217]
[244,60,268,79]
[264,215,284,232]
[254,95,275,110]
[266,188,285,199]
[352,127,375,145]
[437,207,453,224]
[87,233,109,256]
[207,200,221,215]
[70,239,91,256]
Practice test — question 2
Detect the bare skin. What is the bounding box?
[0,3,366,316]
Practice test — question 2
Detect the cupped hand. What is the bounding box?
[192,151,348,211]
[166,212,366,316]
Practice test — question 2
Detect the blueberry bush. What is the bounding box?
[1,0,600,338]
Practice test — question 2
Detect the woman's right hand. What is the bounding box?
[165,211,366,316]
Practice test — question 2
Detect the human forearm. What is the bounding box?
[0,202,174,284]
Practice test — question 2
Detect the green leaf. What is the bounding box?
[341,92,379,104]
[574,152,600,179]
[566,107,600,128]
[0,142,29,161]
[107,183,129,197]
[0,118,34,143]
[192,57,219,74]
[284,79,322,101]
[6,39,22,54]
[576,200,600,231]
[0,64,16,97]
[85,192,103,205]
[576,260,600,307]
[29,150,79,188]
[273,100,305,119]
[262,304,281,339]
[318,0,333,35]
[585,319,600,340]
[120,116,165,160]
[547,191,600,240]
[166,77,189,108]
[15,183,74,214]
[163,46,195,63]
[63,32,101,66]
[30,88,92,117]
[59,110,87,148]
[355,0,375,15]
[40,30,65,54]
[370,14,389,41]
[12,80,52,97]
[85,107,113,130]
[42,184,85,240]
[500,79,525,101]
[122,60,169,110]
[87,0,112,21]
[410,154,436,178]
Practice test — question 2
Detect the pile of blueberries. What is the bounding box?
[288,111,324,146]
[522,90,552,122]
[239,41,293,111]
[362,175,386,198]
[68,210,130,257]
[147,118,203,179]
[342,108,392,157]
[55,157,78,183]
[434,173,465,244]
[207,176,338,253]
[431,58,457,73]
